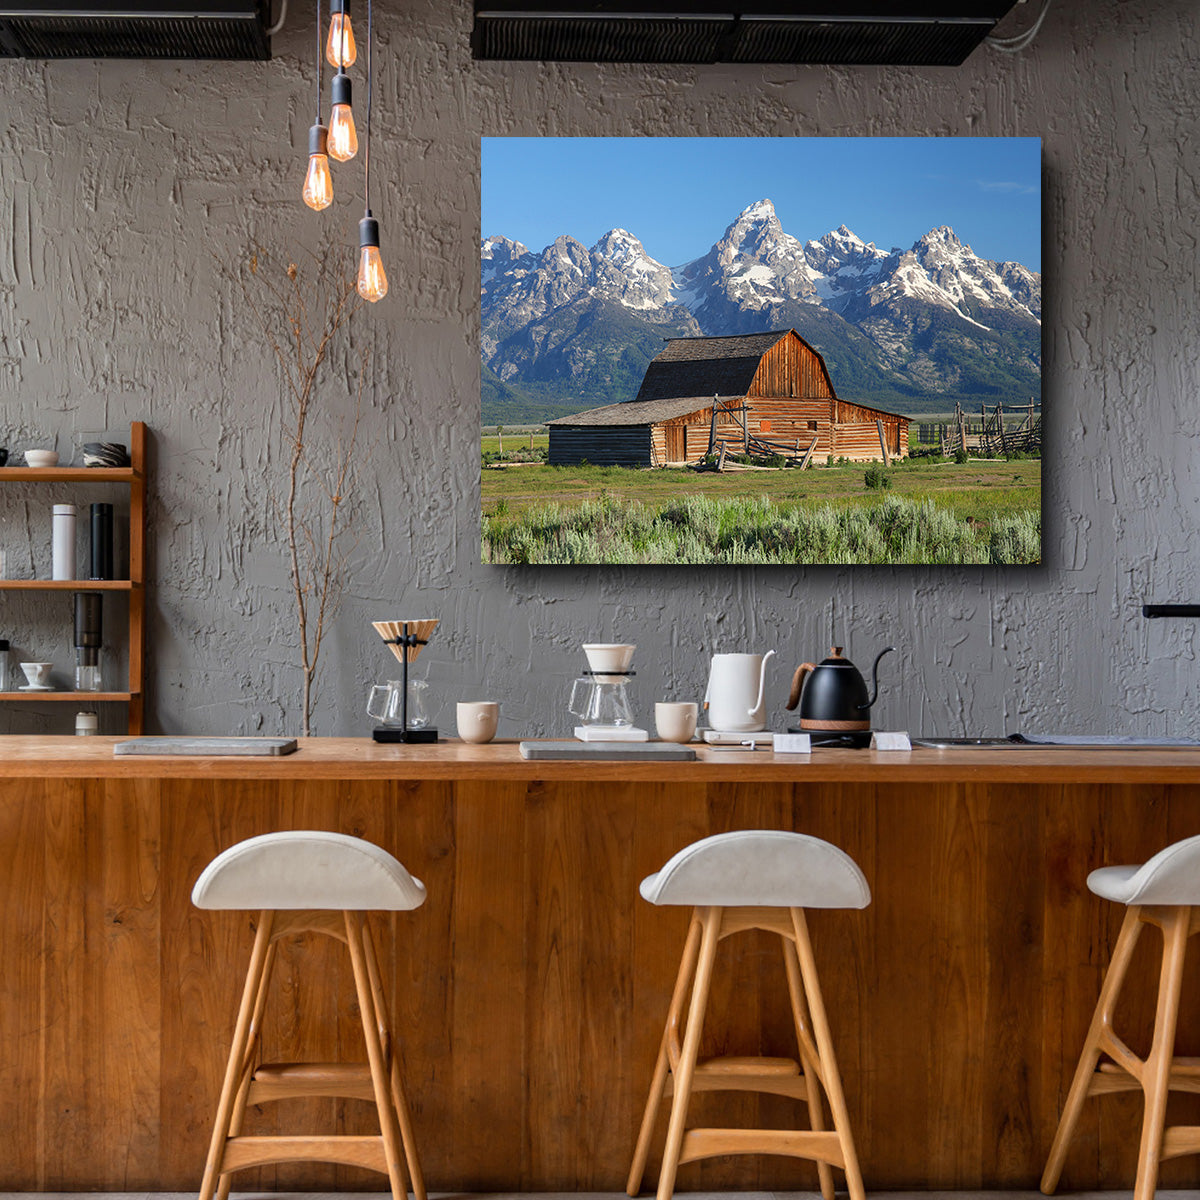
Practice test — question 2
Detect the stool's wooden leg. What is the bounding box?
[1041,905,1144,1194]
[783,933,835,1200]
[215,940,277,1200]
[364,917,426,1200]
[791,906,865,1200]
[199,910,275,1200]
[627,913,703,1197]
[346,910,410,1200]
[656,906,721,1200]
[1134,906,1190,1200]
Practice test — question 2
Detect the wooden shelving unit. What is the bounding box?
[0,580,137,591]
[0,422,146,733]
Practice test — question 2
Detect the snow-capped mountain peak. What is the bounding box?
[590,228,679,311]
[480,204,1040,414]
[480,234,530,283]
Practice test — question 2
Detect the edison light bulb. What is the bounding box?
[325,4,356,67]
[358,246,388,302]
[358,212,388,302]
[328,72,357,162]
[302,125,333,210]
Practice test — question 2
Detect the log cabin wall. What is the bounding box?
[652,410,714,464]
[548,426,651,466]
[834,421,901,460]
[743,398,837,455]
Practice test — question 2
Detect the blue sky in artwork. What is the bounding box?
[482,137,1042,271]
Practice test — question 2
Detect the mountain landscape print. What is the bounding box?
[480,137,1042,567]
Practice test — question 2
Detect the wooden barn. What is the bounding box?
[546,329,910,467]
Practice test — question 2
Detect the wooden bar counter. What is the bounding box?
[3,736,1200,1192]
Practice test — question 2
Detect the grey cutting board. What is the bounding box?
[520,740,696,761]
[114,737,299,756]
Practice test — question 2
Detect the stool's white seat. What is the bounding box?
[1088,834,1200,906]
[191,830,426,911]
[639,829,870,909]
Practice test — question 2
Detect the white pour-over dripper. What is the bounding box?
[582,642,636,682]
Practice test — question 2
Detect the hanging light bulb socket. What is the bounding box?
[303,122,333,211]
[328,69,358,162]
[326,0,357,67]
[357,210,388,302]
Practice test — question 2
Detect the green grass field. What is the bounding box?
[483,459,1039,522]
[483,433,549,455]
[479,451,1040,565]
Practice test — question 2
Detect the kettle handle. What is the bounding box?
[862,646,896,711]
[751,649,775,715]
[786,663,816,711]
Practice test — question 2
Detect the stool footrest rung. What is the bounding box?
[1161,1126,1200,1161]
[220,1134,388,1173]
[1090,1057,1200,1098]
[679,1127,843,1167]
[666,1055,809,1100]
[247,1061,376,1103]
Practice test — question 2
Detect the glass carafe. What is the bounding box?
[568,677,635,727]
[367,679,430,728]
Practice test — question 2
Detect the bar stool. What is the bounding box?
[626,829,870,1200]
[192,831,427,1200]
[1042,834,1200,1200]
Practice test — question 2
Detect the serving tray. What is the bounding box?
[114,737,298,756]
[520,740,696,761]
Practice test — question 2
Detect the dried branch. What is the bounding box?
[226,243,367,735]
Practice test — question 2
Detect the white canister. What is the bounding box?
[52,504,76,580]
[75,711,98,736]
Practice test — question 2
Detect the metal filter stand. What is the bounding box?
[375,622,438,744]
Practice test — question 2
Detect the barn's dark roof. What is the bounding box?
[634,330,793,403]
[547,396,713,427]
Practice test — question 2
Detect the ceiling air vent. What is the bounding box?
[471,1,1020,65]
[0,1,271,59]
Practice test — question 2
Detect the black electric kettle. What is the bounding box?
[785,645,894,731]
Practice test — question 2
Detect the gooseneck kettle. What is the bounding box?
[785,645,895,731]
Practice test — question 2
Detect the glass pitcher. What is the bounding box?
[367,679,430,728]
[568,677,635,727]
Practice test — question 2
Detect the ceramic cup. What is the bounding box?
[457,701,499,744]
[20,661,53,688]
[24,449,58,468]
[655,701,698,743]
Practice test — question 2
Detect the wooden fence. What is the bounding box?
[932,399,1041,456]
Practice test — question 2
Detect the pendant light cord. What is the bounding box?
[364,0,372,214]
[315,0,322,120]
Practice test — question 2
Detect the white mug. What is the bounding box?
[656,701,698,743]
[457,701,499,744]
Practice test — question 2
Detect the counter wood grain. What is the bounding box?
[0,734,1198,781]
[2,737,1199,1192]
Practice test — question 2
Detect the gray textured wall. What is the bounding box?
[0,0,1196,738]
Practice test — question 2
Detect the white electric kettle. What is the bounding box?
[703,650,776,732]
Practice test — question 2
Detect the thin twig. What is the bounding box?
[223,243,366,735]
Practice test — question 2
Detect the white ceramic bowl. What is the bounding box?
[24,449,58,468]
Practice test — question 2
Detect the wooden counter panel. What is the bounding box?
[1,735,1200,782]
[5,773,1200,1190]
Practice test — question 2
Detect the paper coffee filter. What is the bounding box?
[373,619,439,664]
